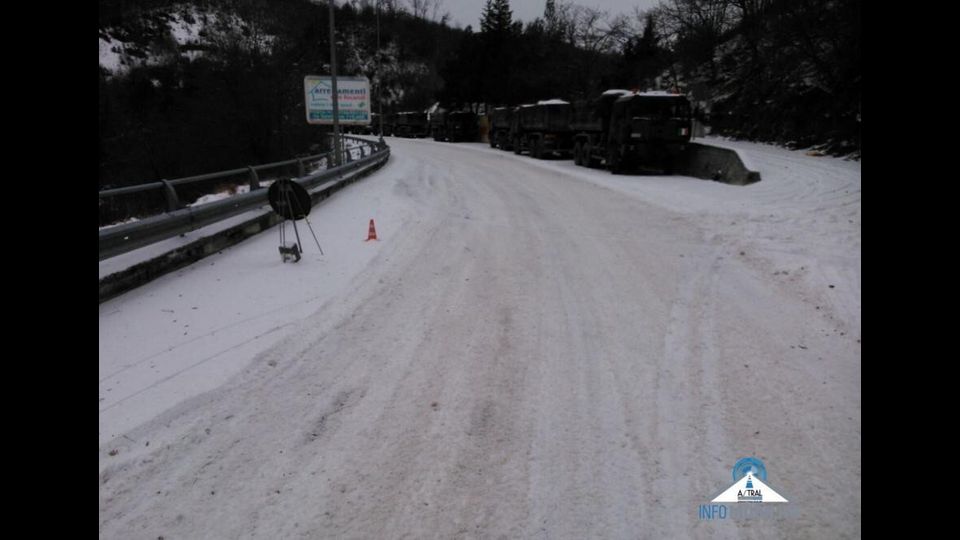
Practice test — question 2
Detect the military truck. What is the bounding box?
[395,112,429,138]
[430,110,478,142]
[489,107,515,150]
[354,112,380,135]
[510,100,573,159]
[573,91,692,173]
[382,113,398,136]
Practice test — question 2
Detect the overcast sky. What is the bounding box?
[439,0,660,29]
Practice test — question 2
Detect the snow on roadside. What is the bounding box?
[188,185,251,206]
[98,215,140,230]
[424,135,861,332]
[99,135,860,466]
[99,136,859,539]
[99,142,409,452]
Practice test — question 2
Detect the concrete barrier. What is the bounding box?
[677,142,761,186]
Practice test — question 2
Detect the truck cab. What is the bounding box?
[607,93,692,173]
[432,110,478,142]
[396,112,429,138]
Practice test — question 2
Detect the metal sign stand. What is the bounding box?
[268,179,323,263]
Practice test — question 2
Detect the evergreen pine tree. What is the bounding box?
[480,0,513,35]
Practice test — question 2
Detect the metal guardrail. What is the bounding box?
[99,136,389,261]
[101,154,322,202]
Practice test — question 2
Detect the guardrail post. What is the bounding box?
[159,179,182,212]
[248,167,261,191]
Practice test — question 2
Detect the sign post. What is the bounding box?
[328,1,340,166]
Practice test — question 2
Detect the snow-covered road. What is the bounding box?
[99,137,861,538]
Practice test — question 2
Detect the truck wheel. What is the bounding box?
[585,143,598,168]
[663,155,675,175]
[608,148,622,174]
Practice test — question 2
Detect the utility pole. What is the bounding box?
[329,0,342,166]
[377,0,384,142]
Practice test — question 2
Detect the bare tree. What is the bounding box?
[654,0,736,81]
[729,0,772,21]
[657,0,735,44]
[568,5,628,54]
[408,0,445,21]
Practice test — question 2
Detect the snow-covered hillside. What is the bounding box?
[99,4,275,75]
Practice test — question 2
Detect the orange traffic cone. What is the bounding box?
[365,219,378,241]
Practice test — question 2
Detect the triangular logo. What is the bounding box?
[712,473,789,503]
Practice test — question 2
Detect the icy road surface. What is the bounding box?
[100,137,861,538]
